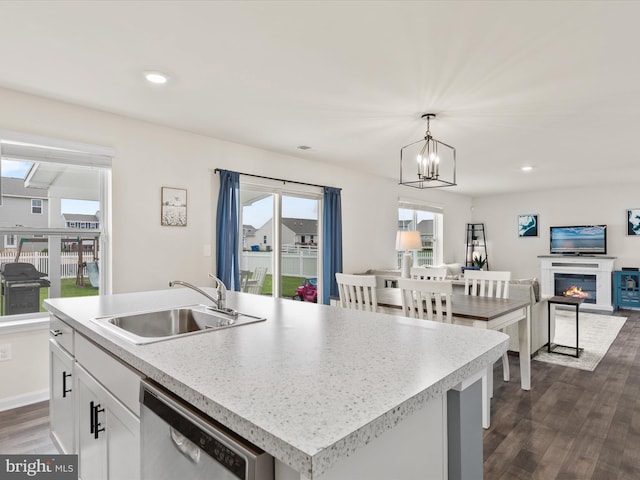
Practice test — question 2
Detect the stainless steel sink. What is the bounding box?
[92,304,265,344]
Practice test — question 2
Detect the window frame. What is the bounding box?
[30,198,43,214]
[398,200,444,267]
[240,177,323,300]
[4,234,17,248]
[0,129,114,323]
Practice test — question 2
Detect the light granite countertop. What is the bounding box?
[45,288,508,478]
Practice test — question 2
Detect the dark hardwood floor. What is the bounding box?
[1,310,638,479]
[484,309,640,480]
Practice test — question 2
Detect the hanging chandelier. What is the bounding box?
[399,113,456,189]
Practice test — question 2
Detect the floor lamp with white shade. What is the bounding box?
[396,231,422,278]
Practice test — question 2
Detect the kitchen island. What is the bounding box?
[45,288,508,480]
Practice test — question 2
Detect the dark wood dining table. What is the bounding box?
[376,288,532,392]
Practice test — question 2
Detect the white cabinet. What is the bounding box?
[49,338,75,454]
[49,314,141,480]
[75,364,140,480]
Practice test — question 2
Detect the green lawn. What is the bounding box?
[39,278,99,311]
[261,274,310,298]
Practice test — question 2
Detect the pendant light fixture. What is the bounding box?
[399,113,456,189]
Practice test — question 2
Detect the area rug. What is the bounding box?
[534,310,627,371]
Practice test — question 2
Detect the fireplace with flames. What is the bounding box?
[554,273,597,304]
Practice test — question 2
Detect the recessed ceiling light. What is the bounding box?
[297,145,312,150]
[144,71,169,85]
[521,166,533,172]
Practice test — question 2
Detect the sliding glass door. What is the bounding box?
[239,183,321,301]
[281,195,319,301]
[239,190,273,296]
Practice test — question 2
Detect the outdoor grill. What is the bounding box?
[0,262,51,315]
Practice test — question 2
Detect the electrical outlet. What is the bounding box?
[0,343,12,361]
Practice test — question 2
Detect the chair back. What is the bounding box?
[464,270,511,299]
[246,267,267,294]
[410,266,447,281]
[239,270,251,292]
[335,273,378,312]
[398,278,453,322]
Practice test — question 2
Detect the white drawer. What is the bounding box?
[50,315,74,355]
[75,333,142,416]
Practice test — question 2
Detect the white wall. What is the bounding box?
[471,185,638,279]
[0,329,49,411]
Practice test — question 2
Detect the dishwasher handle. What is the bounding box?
[170,427,201,463]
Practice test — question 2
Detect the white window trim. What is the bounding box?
[398,200,444,266]
[31,198,43,214]
[0,130,114,323]
[239,177,323,300]
[4,234,17,248]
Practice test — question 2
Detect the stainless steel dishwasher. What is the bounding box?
[140,380,274,480]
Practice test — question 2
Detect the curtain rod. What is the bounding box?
[214,168,340,191]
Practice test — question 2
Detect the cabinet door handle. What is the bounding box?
[62,371,72,398]
[90,401,95,434]
[50,329,62,337]
[93,402,105,440]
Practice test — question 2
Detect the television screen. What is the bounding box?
[550,225,607,255]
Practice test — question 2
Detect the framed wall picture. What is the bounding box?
[627,209,640,236]
[518,214,538,237]
[161,187,187,226]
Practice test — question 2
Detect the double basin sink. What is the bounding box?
[92,304,265,344]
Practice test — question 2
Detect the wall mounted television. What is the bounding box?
[549,225,607,255]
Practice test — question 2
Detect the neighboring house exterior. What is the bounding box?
[62,213,100,229]
[282,218,318,245]
[417,219,434,245]
[61,213,100,252]
[242,224,257,250]
[252,218,318,251]
[0,178,100,253]
[0,177,48,251]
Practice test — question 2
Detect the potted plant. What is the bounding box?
[473,254,487,270]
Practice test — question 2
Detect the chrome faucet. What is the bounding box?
[207,273,227,309]
[168,275,236,316]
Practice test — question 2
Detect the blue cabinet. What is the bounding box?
[613,270,640,310]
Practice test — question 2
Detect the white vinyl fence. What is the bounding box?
[397,250,434,267]
[0,251,97,279]
[241,245,318,278]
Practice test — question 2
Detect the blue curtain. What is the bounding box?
[216,170,240,290]
[322,186,343,304]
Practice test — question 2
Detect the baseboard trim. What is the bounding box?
[0,389,49,412]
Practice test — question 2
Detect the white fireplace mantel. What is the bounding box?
[539,255,616,312]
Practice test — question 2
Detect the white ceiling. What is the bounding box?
[0,1,639,196]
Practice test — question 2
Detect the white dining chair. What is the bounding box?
[464,270,510,299]
[397,278,452,322]
[409,266,448,281]
[335,273,378,312]
[464,269,512,428]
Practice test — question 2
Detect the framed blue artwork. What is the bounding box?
[518,214,538,237]
[627,209,640,236]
